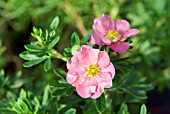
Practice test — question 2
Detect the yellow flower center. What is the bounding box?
[106,30,120,40]
[87,64,100,76]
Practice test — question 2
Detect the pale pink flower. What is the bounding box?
[90,14,139,53]
[66,45,115,99]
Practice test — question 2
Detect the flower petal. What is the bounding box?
[101,14,115,31]
[125,29,139,37]
[101,38,112,45]
[98,51,110,68]
[76,85,91,98]
[90,92,103,99]
[90,32,106,46]
[93,18,107,35]
[110,42,130,53]
[101,63,115,79]
[67,72,87,87]
[92,14,115,35]
[115,20,130,35]
[78,45,99,66]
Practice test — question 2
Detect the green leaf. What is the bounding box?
[126,90,147,99]
[82,30,93,44]
[123,73,137,87]
[50,16,59,31]
[10,80,24,89]
[52,88,66,97]
[50,82,70,88]
[95,93,106,113]
[64,108,76,114]
[23,56,47,67]
[54,69,67,79]
[24,44,47,53]
[118,103,129,114]
[140,104,147,114]
[129,84,153,91]
[18,99,30,113]
[19,51,40,60]
[44,58,51,72]
[71,45,80,55]
[19,89,26,99]
[48,36,60,49]
[65,87,74,96]
[42,85,50,106]
[71,32,80,46]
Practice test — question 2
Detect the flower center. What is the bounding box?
[106,30,120,40]
[87,64,100,76]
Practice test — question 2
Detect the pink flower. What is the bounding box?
[66,45,115,99]
[90,14,139,53]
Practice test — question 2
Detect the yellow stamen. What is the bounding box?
[87,64,100,76]
[106,30,120,40]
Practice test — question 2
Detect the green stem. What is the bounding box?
[49,49,68,62]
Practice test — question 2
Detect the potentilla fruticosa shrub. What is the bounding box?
[0,14,153,114]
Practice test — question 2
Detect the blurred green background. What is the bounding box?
[0,0,170,113]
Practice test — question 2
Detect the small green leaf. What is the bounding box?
[50,82,70,88]
[54,69,67,79]
[44,58,51,72]
[52,88,66,97]
[48,36,60,49]
[19,89,27,99]
[50,16,59,31]
[19,51,39,60]
[10,80,24,89]
[129,84,153,91]
[71,45,80,55]
[71,32,80,46]
[25,44,47,53]
[118,103,129,114]
[95,93,106,113]
[82,30,93,44]
[19,99,29,112]
[140,104,147,114]
[49,30,56,38]
[64,108,76,114]
[126,90,147,99]
[42,85,50,106]
[123,73,137,87]
[65,87,74,96]
[23,56,47,67]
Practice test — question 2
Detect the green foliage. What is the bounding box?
[19,17,67,72]
[0,0,170,113]
[140,104,147,114]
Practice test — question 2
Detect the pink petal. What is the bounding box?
[90,92,103,99]
[66,72,78,86]
[101,14,115,31]
[76,77,98,98]
[76,85,91,98]
[90,32,105,46]
[92,14,115,35]
[101,63,115,79]
[78,45,99,66]
[97,82,108,93]
[93,18,107,35]
[98,51,110,68]
[125,29,139,37]
[101,38,112,45]
[110,42,130,53]
[67,59,86,75]
[67,72,87,87]
[96,72,112,86]
[115,20,130,35]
